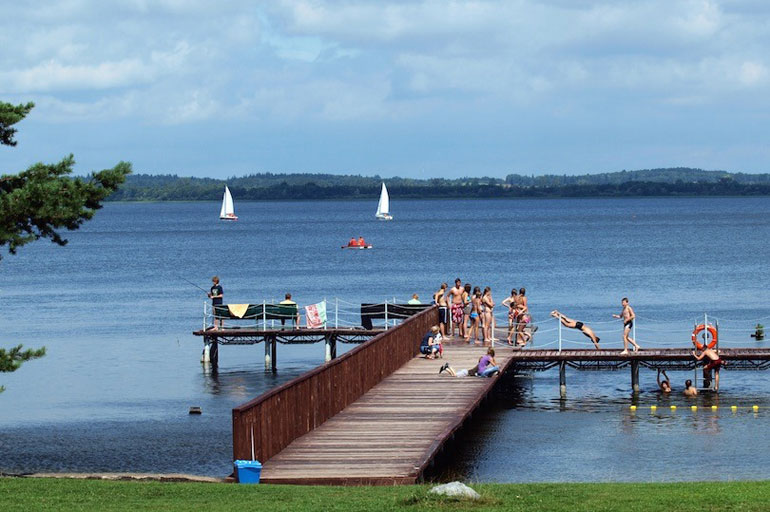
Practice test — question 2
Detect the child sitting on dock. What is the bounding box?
[477,348,499,377]
[420,326,441,359]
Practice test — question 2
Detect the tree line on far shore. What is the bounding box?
[108,170,770,201]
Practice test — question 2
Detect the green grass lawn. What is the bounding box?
[2,478,770,511]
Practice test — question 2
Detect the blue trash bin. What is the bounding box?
[234,460,262,484]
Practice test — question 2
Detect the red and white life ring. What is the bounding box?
[692,324,717,350]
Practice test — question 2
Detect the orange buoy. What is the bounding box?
[692,324,718,350]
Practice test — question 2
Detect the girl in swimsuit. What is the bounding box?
[501,289,518,345]
[515,288,529,346]
[462,283,472,342]
[469,288,482,345]
[482,286,495,344]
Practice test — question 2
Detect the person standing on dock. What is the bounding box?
[448,278,465,338]
[434,283,449,338]
[502,289,518,345]
[207,276,224,329]
[550,310,601,349]
[613,297,640,354]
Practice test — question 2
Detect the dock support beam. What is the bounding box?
[559,361,567,398]
[271,334,277,372]
[631,361,640,393]
[264,337,271,370]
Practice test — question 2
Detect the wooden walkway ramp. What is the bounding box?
[259,342,512,485]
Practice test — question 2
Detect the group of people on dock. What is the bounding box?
[433,279,532,347]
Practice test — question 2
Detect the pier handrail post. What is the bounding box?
[384,300,389,329]
[203,301,207,330]
[263,300,267,329]
[558,316,562,353]
[324,297,327,330]
[335,298,338,329]
[632,317,637,348]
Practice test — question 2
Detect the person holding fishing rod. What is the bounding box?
[208,276,224,329]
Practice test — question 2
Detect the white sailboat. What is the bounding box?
[219,185,238,221]
[375,182,393,220]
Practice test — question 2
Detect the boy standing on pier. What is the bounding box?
[448,278,465,338]
[613,297,640,354]
[208,276,224,329]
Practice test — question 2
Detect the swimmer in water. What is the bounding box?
[657,369,671,393]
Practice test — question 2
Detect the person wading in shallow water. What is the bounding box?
[550,310,601,349]
[657,370,671,393]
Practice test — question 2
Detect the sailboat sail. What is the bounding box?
[220,186,237,220]
[375,183,392,219]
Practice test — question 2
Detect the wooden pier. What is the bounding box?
[257,342,513,485]
[229,309,770,485]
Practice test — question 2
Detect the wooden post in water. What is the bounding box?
[559,361,567,398]
[264,336,271,370]
[271,334,277,372]
[325,333,332,362]
[631,360,640,393]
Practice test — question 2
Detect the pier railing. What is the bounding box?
[231,305,438,463]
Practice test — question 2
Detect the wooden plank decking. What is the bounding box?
[258,339,511,485]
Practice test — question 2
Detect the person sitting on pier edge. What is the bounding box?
[207,276,224,329]
[657,370,671,393]
[550,310,601,349]
[420,325,441,359]
[684,379,698,397]
[408,293,421,305]
[279,293,300,326]
[692,344,727,392]
[477,347,499,377]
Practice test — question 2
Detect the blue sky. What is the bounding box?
[2,0,770,178]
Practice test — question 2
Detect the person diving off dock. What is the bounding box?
[550,310,601,349]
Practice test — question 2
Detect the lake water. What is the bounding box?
[1,197,770,480]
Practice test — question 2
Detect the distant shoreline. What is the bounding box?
[107,168,770,201]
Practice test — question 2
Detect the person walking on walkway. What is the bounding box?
[550,310,601,349]
[613,297,640,354]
